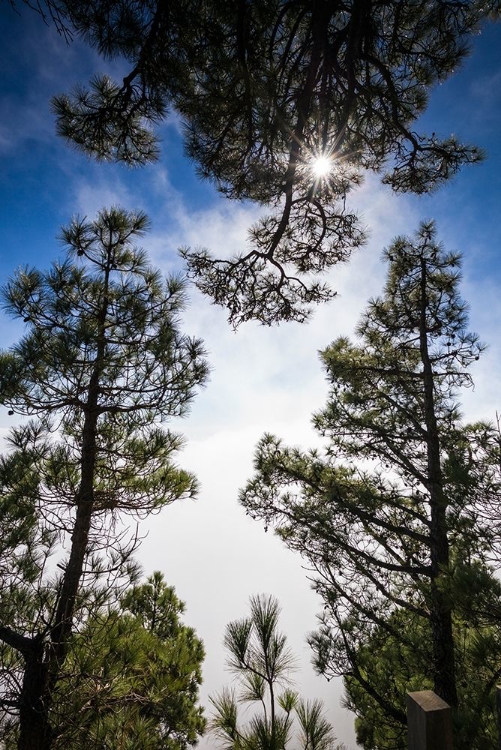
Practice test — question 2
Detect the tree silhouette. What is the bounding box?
[11,0,497,324]
[0,207,209,749]
[241,224,501,744]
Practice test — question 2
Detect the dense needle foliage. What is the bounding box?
[241,224,501,747]
[0,208,209,749]
[12,0,500,323]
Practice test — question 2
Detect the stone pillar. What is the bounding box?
[406,690,453,750]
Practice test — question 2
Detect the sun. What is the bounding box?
[311,155,333,178]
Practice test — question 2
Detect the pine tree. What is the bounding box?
[210,594,343,750]
[0,207,209,750]
[0,572,206,749]
[240,223,501,746]
[13,0,499,324]
[341,600,501,749]
[49,572,205,750]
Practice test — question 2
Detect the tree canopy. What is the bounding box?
[3,3,501,746]
[0,207,209,749]
[1,572,206,749]
[56,572,205,750]
[11,0,500,324]
[240,223,501,747]
[210,594,344,750]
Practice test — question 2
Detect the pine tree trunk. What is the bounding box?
[426,400,457,707]
[419,257,457,708]
[16,465,96,750]
[14,385,98,750]
[18,646,52,750]
[16,277,107,749]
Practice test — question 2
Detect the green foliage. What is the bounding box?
[14,0,499,324]
[343,605,501,750]
[1,573,206,749]
[55,572,205,750]
[240,223,501,745]
[224,595,296,685]
[210,594,342,750]
[295,699,337,750]
[0,207,209,749]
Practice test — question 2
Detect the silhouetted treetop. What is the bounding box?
[12,0,500,324]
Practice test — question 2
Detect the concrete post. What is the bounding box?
[406,690,453,750]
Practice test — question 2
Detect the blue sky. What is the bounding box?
[1,6,501,748]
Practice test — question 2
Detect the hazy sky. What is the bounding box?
[1,7,501,749]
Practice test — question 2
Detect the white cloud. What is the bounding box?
[72,176,135,218]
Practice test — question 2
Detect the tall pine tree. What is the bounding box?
[240,223,501,746]
[0,207,209,750]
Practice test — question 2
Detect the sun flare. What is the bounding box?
[311,155,333,178]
